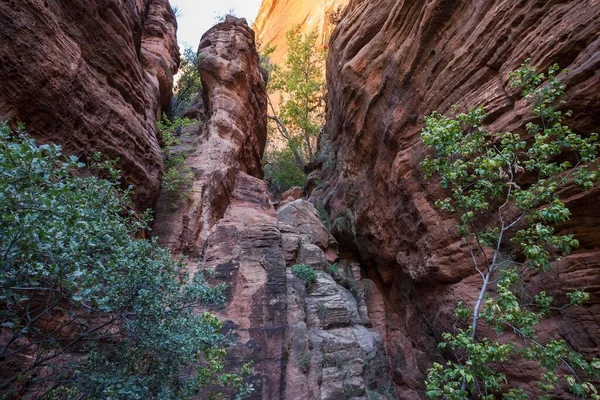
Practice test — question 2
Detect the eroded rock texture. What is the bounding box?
[153,16,268,255]
[0,0,178,209]
[279,201,391,400]
[319,0,600,397]
[151,18,281,397]
[152,17,392,399]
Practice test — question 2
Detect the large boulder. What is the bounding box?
[277,199,339,261]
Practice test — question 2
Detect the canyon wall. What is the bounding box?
[318,0,600,397]
[153,16,393,399]
[0,0,179,209]
[254,0,349,66]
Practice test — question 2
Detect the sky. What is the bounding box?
[169,0,264,51]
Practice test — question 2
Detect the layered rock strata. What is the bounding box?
[0,0,179,209]
[278,200,391,400]
[319,0,600,397]
[153,16,268,255]
[152,17,392,399]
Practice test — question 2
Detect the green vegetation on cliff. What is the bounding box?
[422,61,600,399]
[0,122,251,399]
[263,26,326,191]
[170,47,202,117]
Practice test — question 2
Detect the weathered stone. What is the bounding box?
[281,186,303,202]
[305,272,362,329]
[279,223,303,265]
[297,243,329,271]
[308,325,387,399]
[0,0,179,210]
[277,199,338,258]
[198,173,286,400]
[322,0,600,396]
[153,16,268,256]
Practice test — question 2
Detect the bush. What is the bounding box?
[157,114,196,202]
[263,146,307,192]
[297,352,312,373]
[291,264,317,287]
[0,122,252,399]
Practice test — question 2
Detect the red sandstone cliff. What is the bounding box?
[317,0,600,397]
[0,0,179,209]
[152,16,392,399]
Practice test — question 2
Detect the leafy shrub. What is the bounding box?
[327,262,339,275]
[157,114,196,202]
[0,122,252,399]
[157,113,196,148]
[315,200,331,230]
[333,208,357,243]
[267,26,326,169]
[291,264,317,287]
[263,146,307,192]
[297,352,312,373]
[316,302,327,320]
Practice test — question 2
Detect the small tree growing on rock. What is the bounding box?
[170,47,202,117]
[421,61,600,399]
[267,26,326,170]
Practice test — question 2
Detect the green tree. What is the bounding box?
[170,47,202,117]
[268,26,326,169]
[0,122,252,399]
[263,145,307,192]
[421,61,600,399]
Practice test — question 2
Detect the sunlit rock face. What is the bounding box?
[0,0,179,210]
[254,0,349,66]
[152,17,392,399]
[152,16,268,257]
[319,0,600,397]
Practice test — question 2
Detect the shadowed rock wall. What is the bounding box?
[319,0,600,397]
[0,0,179,209]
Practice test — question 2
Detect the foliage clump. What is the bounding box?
[0,122,252,399]
[421,61,600,399]
[170,47,202,117]
[263,145,307,192]
[291,264,317,287]
[157,114,196,202]
[297,352,312,373]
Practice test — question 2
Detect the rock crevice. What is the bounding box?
[152,17,393,399]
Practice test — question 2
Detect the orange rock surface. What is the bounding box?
[254,0,349,66]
